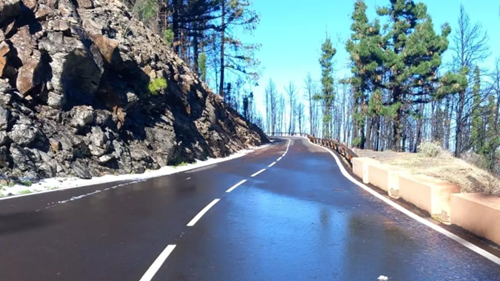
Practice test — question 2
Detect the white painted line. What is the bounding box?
[304,137,500,266]
[285,138,291,152]
[187,199,220,227]
[268,162,276,167]
[226,179,247,193]
[277,157,282,162]
[139,244,177,281]
[251,169,266,177]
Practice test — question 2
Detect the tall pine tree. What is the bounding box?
[316,35,336,138]
[345,0,383,148]
[367,0,467,151]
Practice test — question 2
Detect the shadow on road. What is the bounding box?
[0,210,57,236]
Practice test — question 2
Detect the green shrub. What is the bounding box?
[19,190,32,195]
[352,137,362,148]
[163,29,174,44]
[148,78,168,95]
[133,0,158,22]
[21,180,32,187]
[417,141,442,158]
[173,162,189,168]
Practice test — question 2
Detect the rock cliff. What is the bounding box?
[0,0,268,180]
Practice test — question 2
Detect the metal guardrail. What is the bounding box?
[267,132,358,167]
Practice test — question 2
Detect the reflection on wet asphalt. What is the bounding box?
[0,138,499,281]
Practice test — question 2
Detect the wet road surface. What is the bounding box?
[0,137,500,281]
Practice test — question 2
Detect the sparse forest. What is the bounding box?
[263,0,500,176]
[127,0,500,176]
[127,0,263,126]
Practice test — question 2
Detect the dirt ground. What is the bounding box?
[352,148,500,197]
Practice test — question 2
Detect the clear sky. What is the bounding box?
[238,0,500,117]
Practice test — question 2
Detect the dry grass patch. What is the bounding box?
[353,148,500,197]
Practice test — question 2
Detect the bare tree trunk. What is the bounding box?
[444,98,452,149]
[455,90,465,156]
[366,116,372,149]
[415,104,424,152]
[172,0,180,54]
[218,1,225,98]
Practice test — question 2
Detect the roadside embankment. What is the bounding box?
[353,157,500,246]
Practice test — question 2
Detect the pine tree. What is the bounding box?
[217,0,260,99]
[373,0,467,151]
[345,0,382,148]
[483,96,499,170]
[316,35,336,138]
[142,0,260,101]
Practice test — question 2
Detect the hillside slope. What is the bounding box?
[353,148,500,197]
[0,0,268,180]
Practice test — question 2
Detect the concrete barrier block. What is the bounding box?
[451,193,500,245]
[399,174,460,218]
[367,164,390,191]
[352,158,380,184]
[367,165,408,196]
[387,167,408,199]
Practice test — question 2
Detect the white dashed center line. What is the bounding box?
[226,179,247,193]
[141,137,294,281]
[187,199,220,227]
[251,169,266,177]
[139,244,177,281]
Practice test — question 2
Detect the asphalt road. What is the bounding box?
[1,137,500,281]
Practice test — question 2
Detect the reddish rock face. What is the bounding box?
[76,0,93,8]
[91,34,119,64]
[10,26,33,64]
[0,42,9,77]
[16,58,40,96]
[35,4,55,20]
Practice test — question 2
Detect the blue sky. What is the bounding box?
[237,0,500,116]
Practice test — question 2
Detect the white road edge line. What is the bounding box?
[268,162,276,167]
[277,138,291,160]
[187,199,220,227]
[251,169,266,177]
[139,244,177,281]
[304,136,500,266]
[226,179,247,193]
